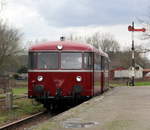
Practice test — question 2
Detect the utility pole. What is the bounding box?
[128,22,146,86]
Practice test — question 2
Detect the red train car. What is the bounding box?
[28,39,109,109]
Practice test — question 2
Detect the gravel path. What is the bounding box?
[30,86,150,130]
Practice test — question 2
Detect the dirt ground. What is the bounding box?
[30,86,150,130]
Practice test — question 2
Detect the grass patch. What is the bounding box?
[135,81,150,86]
[0,94,5,99]
[110,80,150,87]
[0,81,27,97]
[12,87,27,95]
[0,99,44,126]
[0,87,27,99]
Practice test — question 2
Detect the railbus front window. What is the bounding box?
[61,53,82,69]
[37,53,58,69]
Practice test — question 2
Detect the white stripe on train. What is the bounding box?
[28,70,104,73]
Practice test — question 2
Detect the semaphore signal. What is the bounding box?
[128,22,146,86]
[128,25,146,32]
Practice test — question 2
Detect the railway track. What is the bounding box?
[0,103,78,130]
[0,111,49,130]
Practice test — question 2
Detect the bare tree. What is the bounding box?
[137,17,150,53]
[67,34,85,43]
[0,22,22,71]
[113,46,150,69]
[68,32,120,53]
[0,0,6,14]
[86,32,120,53]
[67,32,150,69]
[27,38,48,47]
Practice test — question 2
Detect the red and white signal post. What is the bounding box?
[128,22,146,86]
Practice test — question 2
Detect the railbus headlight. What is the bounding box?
[37,76,43,82]
[76,76,82,82]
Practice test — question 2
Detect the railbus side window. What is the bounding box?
[101,56,105,70]
[94,54,101,70]
[105,58,109,71]
[83,53,93,69]
[29,52,37,69]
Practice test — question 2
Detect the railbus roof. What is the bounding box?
[29,41,108,58]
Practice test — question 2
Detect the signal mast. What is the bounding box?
[128,22,146,86]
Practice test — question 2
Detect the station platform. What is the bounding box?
[31,86,150,130]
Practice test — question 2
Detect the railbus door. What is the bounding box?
[101,57,109,91]
[104,58,109,90]
[93,53,102,95]
[101,56,104,93]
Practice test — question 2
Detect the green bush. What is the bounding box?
[13,74,19,79]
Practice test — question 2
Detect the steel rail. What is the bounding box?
[0,111,47,130]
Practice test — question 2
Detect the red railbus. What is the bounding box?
[28,39,109,109]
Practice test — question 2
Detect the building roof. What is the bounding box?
[143,69,150,72]
[111,67,126,72]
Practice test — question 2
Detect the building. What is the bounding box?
[111,65,144,79]
[143,69,150,79]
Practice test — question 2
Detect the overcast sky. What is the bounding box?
[1,0,150,49]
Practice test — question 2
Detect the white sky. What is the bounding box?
[0,0,150,52]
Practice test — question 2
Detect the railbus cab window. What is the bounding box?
[61,53,82,69]
[29,52,59,69]
[37,53,58,69]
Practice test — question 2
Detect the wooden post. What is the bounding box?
[0,76,13,110]
[4,76,13,111]
[5,91,13,111]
